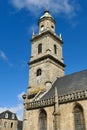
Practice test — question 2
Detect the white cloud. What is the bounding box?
[0,50,13,67]
[0,50,8,61]
[28,24,38,34]
[18,91,25,101]
[10,0,80,18]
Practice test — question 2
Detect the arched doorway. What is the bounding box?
[39,109,47,130]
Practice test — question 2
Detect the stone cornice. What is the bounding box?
[31,29,63,44]
[38,16,56,25]
[26,90,87,110]
[28,54,65,68]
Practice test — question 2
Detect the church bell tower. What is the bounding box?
[28,10,65,97]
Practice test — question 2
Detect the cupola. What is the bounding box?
[38,10,56,33]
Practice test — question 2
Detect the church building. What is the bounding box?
[23,10,87,130]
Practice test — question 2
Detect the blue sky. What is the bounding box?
[0,0,87,120]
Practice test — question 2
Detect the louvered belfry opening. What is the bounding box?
[74,105,85,130]
[39,109,47,130]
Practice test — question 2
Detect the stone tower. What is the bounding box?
[28,10,65,95]
[23,10,87,130]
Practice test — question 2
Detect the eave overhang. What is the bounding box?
[28,54,66,68]
[31,30,63,44]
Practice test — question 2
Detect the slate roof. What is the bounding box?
[42,69,87,100]
[18,120,23,130]
[0,110,18,120]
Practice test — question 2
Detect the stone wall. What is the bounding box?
[23,99,87,130]
[0,119,18,130]
[23,106,54,130]
[31,33,63,62]
[39,19,55,33]
[59,100,87,130]
[29,58,64,90]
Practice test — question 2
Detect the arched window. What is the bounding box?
[4,122,7,128]
[12,114,15,119]
[41,25,44,31]
[5,113,8,118]
[74,105,85,130]
[38,44,42,54]
[37,69,42,76]
[54,45,57,54]
[11,122,13,128]
[51,25,54,29]
[39,109,47,130]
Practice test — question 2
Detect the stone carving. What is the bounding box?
[26,89,87,110]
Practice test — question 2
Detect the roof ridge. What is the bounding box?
[59,69,87,79]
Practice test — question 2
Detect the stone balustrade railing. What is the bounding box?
[26,90,87,110]
[59,90,87,103]
[26,97,54,110]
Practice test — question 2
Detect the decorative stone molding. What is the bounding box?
[59,90,87,103]
[26,90,87,110]
[26,97,55,110]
